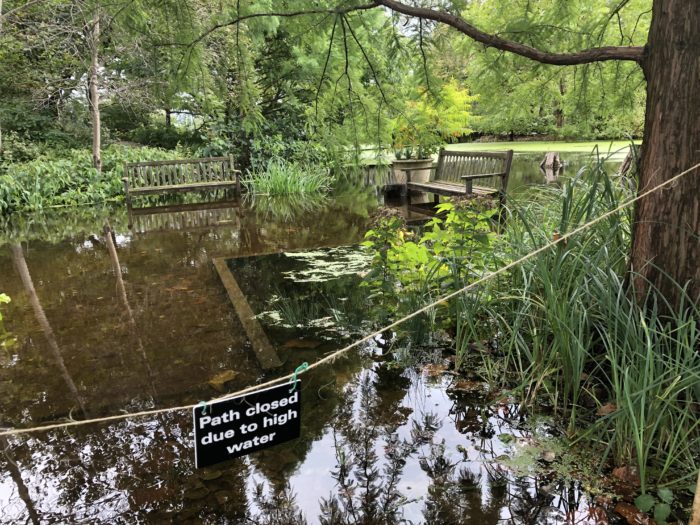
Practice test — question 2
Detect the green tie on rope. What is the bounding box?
[289,362,309,393]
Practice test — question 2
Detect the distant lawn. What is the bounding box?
[447,140,639,155]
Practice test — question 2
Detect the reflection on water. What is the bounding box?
[0,155,616,523]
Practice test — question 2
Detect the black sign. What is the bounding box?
[193,381,301,468]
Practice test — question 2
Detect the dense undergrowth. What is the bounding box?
[363,158,699,518]
[0,145,181,214]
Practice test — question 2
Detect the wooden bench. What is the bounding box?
[123,156,241,204]
[404,149,514,206]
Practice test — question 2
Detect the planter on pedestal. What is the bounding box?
[391,158,434,185]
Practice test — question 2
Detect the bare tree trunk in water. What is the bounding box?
[88,9,101,172]
[103,222,158,399]
[0,436,40,525]
[630,0,700,307]
[11,244,90,418]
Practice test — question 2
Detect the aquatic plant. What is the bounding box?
[454,158,699,496]
[244,158,332,195]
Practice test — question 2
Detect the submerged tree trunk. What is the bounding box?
[88,9,101,173]
[630,0,700,306]
[1,436,40,525]
[11,245,90,418]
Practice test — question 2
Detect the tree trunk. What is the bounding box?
[630,0,700,307]
[554,77,566,129]
[11,245,90,418]
[88,10,101,173]
[165,108,171,127]
[1,436,40,525]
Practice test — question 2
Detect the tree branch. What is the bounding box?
[377,0,645,65]
[186,2,381,48]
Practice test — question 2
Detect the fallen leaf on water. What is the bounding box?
[423,363,449,377]
[587,505,610,524]
[215,491,230,505]
[282,339,322,349]
[613,465,641,487]
[199,470,223,481]
[597,403,617,416]
[614,501,656,525]
[448,379,487,395]
[208,370,239,391]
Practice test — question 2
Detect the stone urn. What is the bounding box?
[391,158,434,185]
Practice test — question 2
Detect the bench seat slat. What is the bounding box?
[129,181,238,196]
[407,181,499,197]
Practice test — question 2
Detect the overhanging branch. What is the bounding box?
[377,0,645,65]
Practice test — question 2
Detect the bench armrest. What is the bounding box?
[400,166,436,184]
[461,172,506,195]
[402,166,437,173]
[460,172,505,180]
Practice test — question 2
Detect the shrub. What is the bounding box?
[128,123,200,150]
[0,145,181,214]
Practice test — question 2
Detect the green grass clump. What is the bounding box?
[245,159,332,195]
[454,155,699,493]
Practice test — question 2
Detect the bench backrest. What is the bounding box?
[435,149,514,192]
[124,156,236,189]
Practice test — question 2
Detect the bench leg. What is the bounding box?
[433,193,440,205]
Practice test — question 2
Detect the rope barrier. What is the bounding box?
[2,161,699,439]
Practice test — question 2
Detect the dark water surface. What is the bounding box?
[0,154,619,523]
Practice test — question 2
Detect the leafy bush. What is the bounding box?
[245,159,332,195]
[128,123,200,150]
[390,80,475,158]
[362,199,500,342]
[0,131,45,164]
[248,135,338,172]
[0,145,181,214]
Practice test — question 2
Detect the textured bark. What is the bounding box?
[630,0,700,306]
[88,10,101,173]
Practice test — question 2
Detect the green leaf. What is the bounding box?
[656,488,673,504]
[634,494,655,513]
[653,503,671,524]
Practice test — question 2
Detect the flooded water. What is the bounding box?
[0,153,620,523]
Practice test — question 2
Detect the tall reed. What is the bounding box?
[455,153,699,491]
[245,158,332,195]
